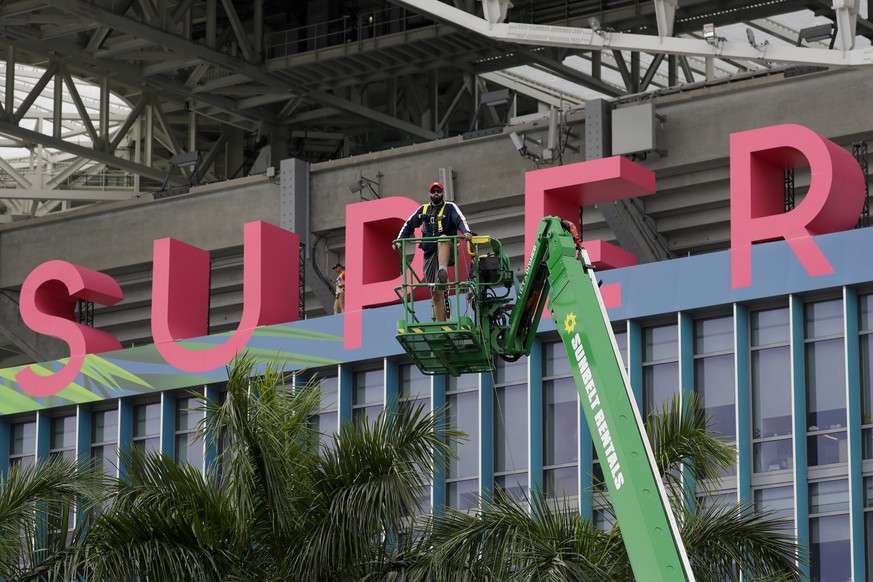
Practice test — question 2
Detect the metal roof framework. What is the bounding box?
[0,0,867,219]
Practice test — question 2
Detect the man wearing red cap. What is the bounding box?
[394,181,472,321]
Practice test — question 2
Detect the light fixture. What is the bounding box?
[588,16,607,37]
[702,23,717,44]
[348,173,382,199]
[746,27,768,51]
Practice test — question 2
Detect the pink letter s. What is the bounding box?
[16,261,123,397]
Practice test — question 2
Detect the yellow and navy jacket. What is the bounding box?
[397,201,471,257]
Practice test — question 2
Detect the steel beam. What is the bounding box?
[394,0,873,67]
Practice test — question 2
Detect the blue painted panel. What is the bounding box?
[734,304,751,502]
[528,339,543,499]
[790,296,810,580]
[844,287,864,581]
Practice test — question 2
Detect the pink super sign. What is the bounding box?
[15,124,866,396]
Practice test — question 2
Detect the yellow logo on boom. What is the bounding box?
[563,313,577,334]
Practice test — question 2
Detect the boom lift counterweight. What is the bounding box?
[394,217,695,582]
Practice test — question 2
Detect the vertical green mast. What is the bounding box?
[539,219,694,581]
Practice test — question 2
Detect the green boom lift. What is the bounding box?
[394,216,696,582]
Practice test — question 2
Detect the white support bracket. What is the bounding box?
[480,0,512,25]
[833,0,860,50]
[653,0,678,39]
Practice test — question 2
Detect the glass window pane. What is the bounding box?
[544,466,578,500]
[447,478,478,510]
[594,509,616,532]
[176,398,203,432]
[11,421,36,455]
[133,438,161,455]
[754,485,794,532]
[495,384,528,473]
[175,433,203,471]
[134,402,160,438]
[314,411,338,437]
[695,354,735,440]
[864,476,873,508]
[751,308,789,347]
[544,377,578,466]
[495,472,528,503]
[495,358,527,385]
[544,341,571,377]
[865,512,873,582]
[354,369,383,405]
[811,515,850,582]
[753,439,793,473]
[861,334,873,427]
[447,373,479,392]
[91,445,117,477]
[448,391,479,479]
[644,324,677,361]
[399,364,429,400]
[806,339,846,429]
[809,480,849,514]
[862,294,873,330]
[694,317,734,354]
[805,299,843,339]
[614,330,628,370]
[352,405,383,429]
[317,375,338,411]
[92,409,118,444]
[808,432,848,467]
[644,361,679,417]
[752,347,792,437]
[50,416,75,451]
[864,428,873,460]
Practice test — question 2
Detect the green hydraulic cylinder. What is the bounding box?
[542,226,695,582]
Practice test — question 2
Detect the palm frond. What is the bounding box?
[423,488,622,582]
[0,455,103,577]
[683,500,806,582]
[646,392,736,501]
[292,400,461,578]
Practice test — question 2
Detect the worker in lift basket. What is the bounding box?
[394,181,472,322]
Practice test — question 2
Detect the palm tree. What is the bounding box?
[0,454,103,580]
[418,393,805,582]
[51,354,457,581]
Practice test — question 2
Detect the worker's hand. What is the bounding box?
[393,242,402,252]
[464,232,472,242]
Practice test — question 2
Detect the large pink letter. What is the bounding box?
[152,221,299,372]
[344,196,425,350]
[16,261,123,397]
[525,157,654,308]
[731,124,866,287]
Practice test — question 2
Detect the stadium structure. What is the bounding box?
[0,1,871,579]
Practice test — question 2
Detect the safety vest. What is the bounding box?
[420,202,446,237]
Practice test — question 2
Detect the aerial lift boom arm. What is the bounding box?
[395,217,695,580]
[516,217,694,581]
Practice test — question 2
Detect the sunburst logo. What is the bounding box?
[563,313,577,334]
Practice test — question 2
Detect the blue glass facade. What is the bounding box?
[6,227,873,580]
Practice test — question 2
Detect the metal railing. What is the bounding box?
[265,7,435,59]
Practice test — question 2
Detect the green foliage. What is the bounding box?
[37,354,460,581]
[13,362,804,582]
[421,392,805,582]
[0,455,103,580]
